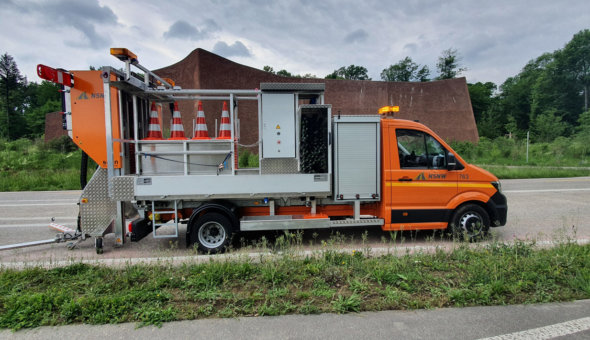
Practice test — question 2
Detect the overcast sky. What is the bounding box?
[1,0,589,86]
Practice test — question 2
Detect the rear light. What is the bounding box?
[37,64,73,87]
[128,221,133,233]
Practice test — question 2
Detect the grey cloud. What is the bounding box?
[49,0,117,24]
[0,0,22,11]
[63,20,111,49]
[164,19,221,41]
[203,19,221,32]
[344,29,368,43]
[403,43,418,54]
[212,41,251,57]
[164,20,204,40]
[39,0,117,49]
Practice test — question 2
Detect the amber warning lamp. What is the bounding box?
[110,48,138,65]
[378,106,400,115]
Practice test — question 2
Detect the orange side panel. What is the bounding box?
[70,71,121,169]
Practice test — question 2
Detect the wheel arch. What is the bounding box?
[448,192,492,221]
[186,200,239,246]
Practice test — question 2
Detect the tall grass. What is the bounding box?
[480,166,590,179]
[0,239,588,330]
[0,137,94,191]
[450,135,590,167]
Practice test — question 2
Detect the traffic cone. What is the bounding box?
[168,102,187,140]
[143,102,163,140]
[217,102,231,139]
[192,101,210,140]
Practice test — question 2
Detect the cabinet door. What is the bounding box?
[261,93,295,158]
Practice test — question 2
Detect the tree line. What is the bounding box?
[0,54,60,139]
[471,29,590,142]
[263,47,464,81]
[1,29,589,143]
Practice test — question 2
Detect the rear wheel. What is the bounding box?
[449,204,490,242]
[190,212,232,254]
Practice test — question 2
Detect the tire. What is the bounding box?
[449,204,490,242]
[190,212,232,254]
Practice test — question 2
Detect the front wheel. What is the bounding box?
[449,204,490,242]
[190,212,232,254]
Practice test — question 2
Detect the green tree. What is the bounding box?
[22,81,61,137]
[531,109,567,142]
[492,54,554,136]
[325,65,370,80]
[436,48,466,80]
[0,53,27,139]
[380,56,430,82]
[261,66,315,78]
[276,69,294,77]
[560,29,590,111]
[467,81,497,123]
[24,100,60,137]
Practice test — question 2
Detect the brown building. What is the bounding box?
[154,48,478,145]
[44,111,68,142]
[45,48,478,144]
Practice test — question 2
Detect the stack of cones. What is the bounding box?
[192,101,210,140]
[168,102,186,140]
[217,102,231,139]
[143,102,163,140]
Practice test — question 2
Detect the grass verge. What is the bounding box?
[1,240,588,330]
[0,169,91,191]
[479,165,590,179]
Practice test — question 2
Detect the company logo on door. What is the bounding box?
[77,92,104,100]
[414,172,446,180]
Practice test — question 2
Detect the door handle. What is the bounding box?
[398,177,412,182]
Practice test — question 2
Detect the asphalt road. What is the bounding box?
[0,177,589,264]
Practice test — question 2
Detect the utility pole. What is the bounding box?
[526,131,530,163]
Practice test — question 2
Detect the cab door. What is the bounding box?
[386,128,457,230]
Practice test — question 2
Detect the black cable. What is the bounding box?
[142,152,232,168]
[80,151,89,189]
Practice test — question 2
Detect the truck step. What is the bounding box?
[329,218,384,227]
[240,215,330,231]
[240,216,385,231]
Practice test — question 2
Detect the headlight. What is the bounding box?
[491,181,502,193]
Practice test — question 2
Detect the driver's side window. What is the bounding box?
[396,129,447,169]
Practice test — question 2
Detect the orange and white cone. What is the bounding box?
[217,102,231,139]
[192,101,210,140]
[168,102,187,140]
[143,102,163,140]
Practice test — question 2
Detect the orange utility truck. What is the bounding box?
[36,48,507,254]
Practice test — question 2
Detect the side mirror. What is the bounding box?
[447,152,456,170]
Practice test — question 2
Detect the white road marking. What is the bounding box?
[0,217,76,221]
[0,223,75,228]
[0,202,77,207]
[504,188,590,193]
[478,316,590,340]
[0,199,76,203]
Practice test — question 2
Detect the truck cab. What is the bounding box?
[380,115,507,240]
